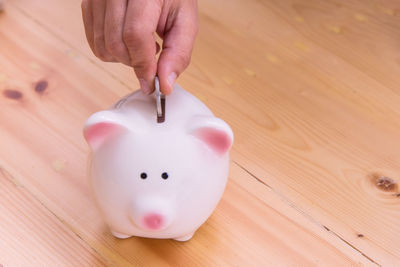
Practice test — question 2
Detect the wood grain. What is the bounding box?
[1,0,400,265]
[0,167,105,266]
[0,4,367,266]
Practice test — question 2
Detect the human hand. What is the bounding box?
[81,0,198,94]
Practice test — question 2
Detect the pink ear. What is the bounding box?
[193,127,233,156]
[84,122,125,150]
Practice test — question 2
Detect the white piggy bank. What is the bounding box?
[83,84,233,241]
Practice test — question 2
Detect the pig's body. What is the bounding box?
[84,84,233,241]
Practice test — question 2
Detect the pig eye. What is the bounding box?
[140,172,147,179]
[161,172,169,179]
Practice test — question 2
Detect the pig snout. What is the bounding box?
[143,213,165,230]
[130,196,174,231]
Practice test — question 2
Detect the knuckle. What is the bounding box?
[81,0,89,10]
[177,51,191,67]
[123,32,138,48]
[105,39,125,57]
[93,34,105,45]
[95,50,110,61]
[94,44,113,62]
[132,57,156,76]
[132,59,152,70]
[122,36,141,49]
[123,25,146,47]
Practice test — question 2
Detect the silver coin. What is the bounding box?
[155,76,162,117]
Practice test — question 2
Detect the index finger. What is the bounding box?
[123,0,161,94]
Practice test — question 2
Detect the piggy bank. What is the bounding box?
[83,84,233,241]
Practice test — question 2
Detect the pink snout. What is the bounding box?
[143,213,164,230]
[131,197,173,231]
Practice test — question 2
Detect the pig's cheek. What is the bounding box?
[184,147,228,200]
[90,156,135,209]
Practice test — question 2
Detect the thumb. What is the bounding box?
[157,3,198,95]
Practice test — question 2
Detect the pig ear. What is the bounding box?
[83,111,127,150]
[188,115,234,156]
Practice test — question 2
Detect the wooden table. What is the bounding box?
[1,0,399,265]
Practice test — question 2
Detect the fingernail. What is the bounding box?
[167,72,177,88]
[139,79,151,95]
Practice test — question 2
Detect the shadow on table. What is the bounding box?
[105,219,221,264]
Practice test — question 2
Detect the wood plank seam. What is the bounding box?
[34,197,110,265]
[0,165,110,266]
[232,160,379,266]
